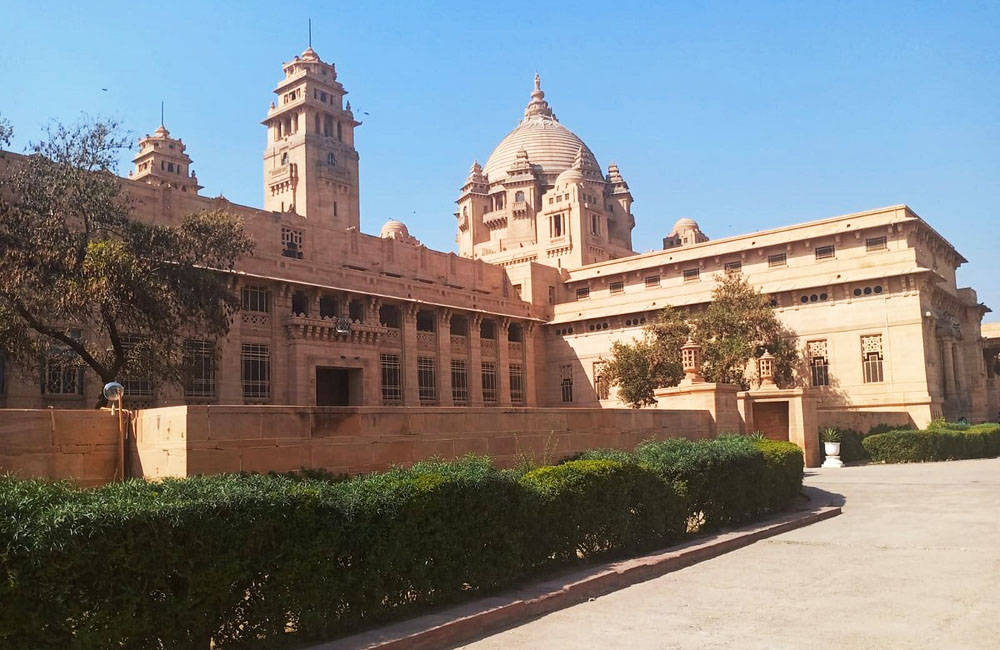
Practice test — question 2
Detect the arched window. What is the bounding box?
[514,190,525,202]
[327,152,336,166]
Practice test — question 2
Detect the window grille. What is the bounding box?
[808,340,830,387]
[281,227,304,259]
[610,280,624,295]
[861,335,884,383]
[120,335,153,397]
[241,286,270,312]
[815,245,836,260]
[42,331,83,396]
[768,253,787,268]
[417,357,437,404]
[380,353,402,404]
[866,236,887,252]
[724,261,742,274]
[241,343,271,400]
[560,364,574,403]
[451,359,469,404]
[481,361,498,404]
[683,268,700,282]
[645,275,660,289]
[510,363,525,405]
[576,287,590,300]
[184,339,216,399]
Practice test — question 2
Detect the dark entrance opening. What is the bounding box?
[316,367,351,406]
[754,401,790,441]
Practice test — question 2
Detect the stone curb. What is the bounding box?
[306,506,842,650]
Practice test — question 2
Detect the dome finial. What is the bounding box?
[524,72,555,120]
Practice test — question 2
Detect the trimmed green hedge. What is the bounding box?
[862,423,1000,463]
[0,438,803,650]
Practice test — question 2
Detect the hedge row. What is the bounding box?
[862,423,1000,463]
[0,437,803,650]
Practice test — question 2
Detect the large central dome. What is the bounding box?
[482,74,600,183]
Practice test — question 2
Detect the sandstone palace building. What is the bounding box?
[2,47,998,431]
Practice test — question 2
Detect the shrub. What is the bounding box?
[862,425,1000,463]
[0,438,805,649]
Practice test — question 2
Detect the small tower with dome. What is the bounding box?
[663,218,709,249]
[130,125,202,194]
[456,74,637,269]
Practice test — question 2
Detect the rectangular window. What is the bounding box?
[645,275,660,289]
[281,227,304,259]
[241,286,270,313]
[815,245,836,260]
[241,343,271,400]
[184,339,216,399]
[451,359,469,404]
[866,236,887,252]
[768,253,787,268]
[610,280,624,295]
[590,213,600,235]
[724,261,742,274]
[510,363,525,405]
[683,268,700,282]
[120,335,153,398]
[513,283,522,299]
[380,353,402,404]
[551,214,564,237]
[576,287,590,300]
[548,286,556,304]
[319,295,339,319]
[593,361,609,400]
[482,361,498,404]
[42,330,83,396]
[560,364,573,403]
[861,335,884,383]
[808,340,829,387]
[417,357,437,404]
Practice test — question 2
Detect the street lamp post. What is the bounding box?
[103,382,126,481]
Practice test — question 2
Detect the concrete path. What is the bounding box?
[455,458,1000,650]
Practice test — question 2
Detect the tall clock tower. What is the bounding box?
[262,46,361,228]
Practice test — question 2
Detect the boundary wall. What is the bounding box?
[130,406,712,479]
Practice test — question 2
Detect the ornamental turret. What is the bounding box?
[130,125,202,194]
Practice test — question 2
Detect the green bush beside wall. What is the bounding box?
[0,438,803,650]
[862,424,1000,463]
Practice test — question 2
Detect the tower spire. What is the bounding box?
[523,72,555,121]
[160,101,164,127]
[308,18,312,47]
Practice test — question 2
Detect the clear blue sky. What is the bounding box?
[2,1,997,321]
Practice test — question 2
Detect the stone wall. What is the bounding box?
[816,409,914,433]
[0,409,121,486]
[131,405,712,479]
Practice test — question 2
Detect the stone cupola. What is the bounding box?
[130,125,202,194]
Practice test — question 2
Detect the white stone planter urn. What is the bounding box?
[822,441,843,468]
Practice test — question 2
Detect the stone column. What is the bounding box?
[522,321,538,406]
[497,318,512,407]
[942,338,956,397]
[468,313,484,406]
[402,303,419,406]
[437,310,454,406]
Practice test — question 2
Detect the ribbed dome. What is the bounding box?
[672,218,699,232]
[482,75,600,183]
[380,220,409,238]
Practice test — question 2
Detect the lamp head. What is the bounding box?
[103,381,125,401]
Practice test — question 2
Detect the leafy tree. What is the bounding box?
[0,116,254,405]
[605,307,689,407]
[607,273,798,407]
[695,273,797,388]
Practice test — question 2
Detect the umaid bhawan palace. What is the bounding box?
[3,47,999,439]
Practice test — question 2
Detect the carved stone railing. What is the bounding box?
[481,339,496,357]
[283,314,387,345]
[241,312,271,330]
[450,334,467,355]
[382,327,401,346]
[417,330,436,350]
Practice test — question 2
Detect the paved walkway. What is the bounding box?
[455,458,1000,650]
